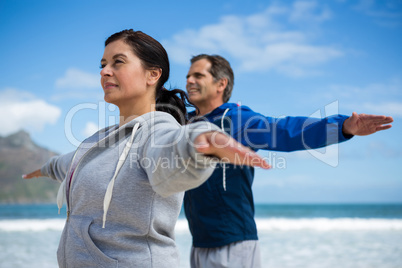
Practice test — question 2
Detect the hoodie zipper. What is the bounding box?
[65,126,120,221]
[61,148,93,268]
[63,150,78,222]
[62,126,119,268]
[62,124,133,268]
[62,140,107,268]
[66,148,91,221]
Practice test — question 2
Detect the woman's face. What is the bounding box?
[100,39,151,107]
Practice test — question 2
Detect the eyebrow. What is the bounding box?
[186,72,205,79]
[100,53,128,63]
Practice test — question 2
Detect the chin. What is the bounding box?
[188,95,199,103]
[104,95,116,105]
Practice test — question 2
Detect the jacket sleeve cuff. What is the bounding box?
[337,115,354,142]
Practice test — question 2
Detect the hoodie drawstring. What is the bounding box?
[221,108,230,191]
[57,179,67,214]
[103,122,140,228]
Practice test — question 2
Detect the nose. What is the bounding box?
[100,65,112,77]
[186,75,195,87]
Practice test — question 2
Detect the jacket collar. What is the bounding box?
[189,103,238,118]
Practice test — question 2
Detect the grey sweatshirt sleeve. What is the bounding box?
[40,151,75,183]
[142,121,221,197]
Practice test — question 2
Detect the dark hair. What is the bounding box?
[105,29,193,124]
[190,54,234,103]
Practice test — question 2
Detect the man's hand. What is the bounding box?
[343,112,393,136]
[194,131,271,169]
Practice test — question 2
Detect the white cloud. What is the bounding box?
[289,1,332,23]
[353,0,402,18]
[52,68,103,101]
[366,141,402,158]
[266,145,341,166]
[0,88,61,136]
[359,102,402,117]
[309,78,402,117]
[163,1,343,76]
[51,91,104,102]
[55,68,99,89]
[352,0,402,27]
[83,121,99,137]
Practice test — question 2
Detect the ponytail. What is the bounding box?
[155,87,195,125]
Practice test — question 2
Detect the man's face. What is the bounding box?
[186,59,222,106]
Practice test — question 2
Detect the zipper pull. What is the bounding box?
[67,210,70,221]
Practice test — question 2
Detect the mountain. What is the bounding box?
[0,130,60,203]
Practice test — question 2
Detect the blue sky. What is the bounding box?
[1,0,401,203]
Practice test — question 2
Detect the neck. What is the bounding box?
[196,100,224,116]
[118,100,156,126]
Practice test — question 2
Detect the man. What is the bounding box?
[184,54,393,268]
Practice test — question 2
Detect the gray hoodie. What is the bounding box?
[41,111,220,268]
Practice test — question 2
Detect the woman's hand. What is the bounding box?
[194,131,271,169]
[22,169,43,179]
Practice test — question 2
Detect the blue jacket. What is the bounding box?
[184,103,352,248]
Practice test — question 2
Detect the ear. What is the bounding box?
[146,68,162,87]
[216,78,228,94]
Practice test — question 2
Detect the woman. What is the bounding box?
[23,29,270,268]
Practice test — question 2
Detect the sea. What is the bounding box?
[0,204,402,268]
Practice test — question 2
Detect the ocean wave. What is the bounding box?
[175,218,402,232]
[254,218,402,231]
[1,218,402,232]
[0,219,65,232]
